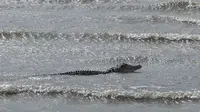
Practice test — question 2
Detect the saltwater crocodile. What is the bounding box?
[43,63,142,76]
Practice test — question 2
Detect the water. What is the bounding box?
[1,0,200,111]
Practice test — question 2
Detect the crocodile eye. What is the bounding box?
[120,64,126,68]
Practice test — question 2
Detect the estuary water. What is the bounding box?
[1,0,200,111]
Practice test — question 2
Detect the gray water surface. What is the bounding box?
[1,0,200,111]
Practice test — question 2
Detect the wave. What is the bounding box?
[2,0,200,12]
[162,15,200,25]
[4,0,96,4]
[148,1,200,12]
[117,15,200,25]
[81,55,198,66]
[0,85,200,104]
[84,56,150,64]
[1,31,200,43]
[94,1,200,12]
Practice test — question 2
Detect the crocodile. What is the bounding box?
[43,63,142,76]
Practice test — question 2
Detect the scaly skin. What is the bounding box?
[48,70,110,76]
[42,63,142,76]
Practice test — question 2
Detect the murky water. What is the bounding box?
[1,0,200,111]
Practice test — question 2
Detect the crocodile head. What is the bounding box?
[107,63,142,73]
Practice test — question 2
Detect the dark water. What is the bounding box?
[1,0,200,111]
